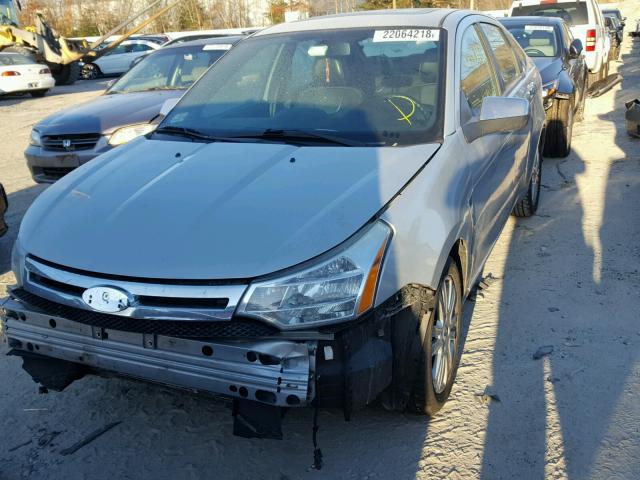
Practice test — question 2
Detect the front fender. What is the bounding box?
[377,134,473,304]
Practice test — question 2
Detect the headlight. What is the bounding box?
[542,79,559,98]
[29,129,41,147]
[237,221,392,329]
[108,124,156,146]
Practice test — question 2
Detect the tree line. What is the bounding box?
[18,0,515,37]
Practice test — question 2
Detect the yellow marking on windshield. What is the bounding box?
[386,96,417,126]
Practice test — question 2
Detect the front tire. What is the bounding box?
[409,258,463,415]
[81,63,101,80]
[513,142,541,218]
[544,98,573,158]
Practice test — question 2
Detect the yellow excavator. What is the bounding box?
[0,0,179,85]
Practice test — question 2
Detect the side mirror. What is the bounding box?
[569,39,583,58]
[159,97,180,117]
[463,97,530,142]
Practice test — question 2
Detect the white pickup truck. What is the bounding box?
[510,0,610,86]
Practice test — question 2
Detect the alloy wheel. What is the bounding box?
[432,275,458,394]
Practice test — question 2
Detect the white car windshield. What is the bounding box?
[159,28,446,147]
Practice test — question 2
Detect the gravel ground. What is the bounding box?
[1,5,639,478]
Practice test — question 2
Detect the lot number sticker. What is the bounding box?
[373,29,440,42]
[524,25,554,32]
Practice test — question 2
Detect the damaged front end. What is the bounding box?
[1,281,433,442]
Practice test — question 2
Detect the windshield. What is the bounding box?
[504,24,559,57]
[511,4,588,25]
[109,45,229,94]
[159,28,446,147]
[0,53,34,66]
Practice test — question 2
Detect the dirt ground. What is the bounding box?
[1,4,640,478]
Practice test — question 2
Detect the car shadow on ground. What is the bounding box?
[481,34,640,479]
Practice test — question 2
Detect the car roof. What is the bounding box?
[500,16,567,26]
[163,35,245,50]
[256,9,457,36]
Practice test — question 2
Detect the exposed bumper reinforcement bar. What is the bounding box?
[2,298,314,407]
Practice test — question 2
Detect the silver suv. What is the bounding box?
[3,9,545,441]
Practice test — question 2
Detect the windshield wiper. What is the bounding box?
[229,129,367,147]
[154,126,260,143]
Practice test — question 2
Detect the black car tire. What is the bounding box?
[513,139,542,218]
[544,98,573,158]
[82,63,101,80]
[30,90,49,98]
[408,257,463,416]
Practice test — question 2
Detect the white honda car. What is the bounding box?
[0,53,56,97]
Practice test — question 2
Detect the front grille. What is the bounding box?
[42,133,100,152]
[10,288,278,339]
[40,167,75,179]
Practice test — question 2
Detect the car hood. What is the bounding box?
[35,90,183,136]
[20,139,440,280]
[533,57,563,85]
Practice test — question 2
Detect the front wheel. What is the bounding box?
[81,63,101,80]
[544,98,573,158]
[408,258,463,415]
[513,143,541,218]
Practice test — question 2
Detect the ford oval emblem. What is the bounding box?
[82,286,130,313]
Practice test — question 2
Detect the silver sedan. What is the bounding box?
[3,9,545,439]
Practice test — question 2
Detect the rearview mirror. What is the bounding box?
[569,38,583,58]
[463,97,530,142]
[159,98,180,117]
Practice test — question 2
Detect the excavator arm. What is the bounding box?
[0,0,181,84]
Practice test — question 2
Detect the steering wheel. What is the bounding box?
[384,95,431,126]
[525,48,546,56]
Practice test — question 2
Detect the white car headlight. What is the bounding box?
[237,221,392,329]
[108,124,156,146]
[29,129,41,147]
[542,79,559,98]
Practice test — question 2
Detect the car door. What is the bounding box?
[458,22,512,278]
[95,43,128,74]
[459,21,530,277]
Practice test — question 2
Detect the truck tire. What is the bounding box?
[513,141,541,218]
[544,98,573,158]
[408,257,463,416]
[52,62,81,86]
